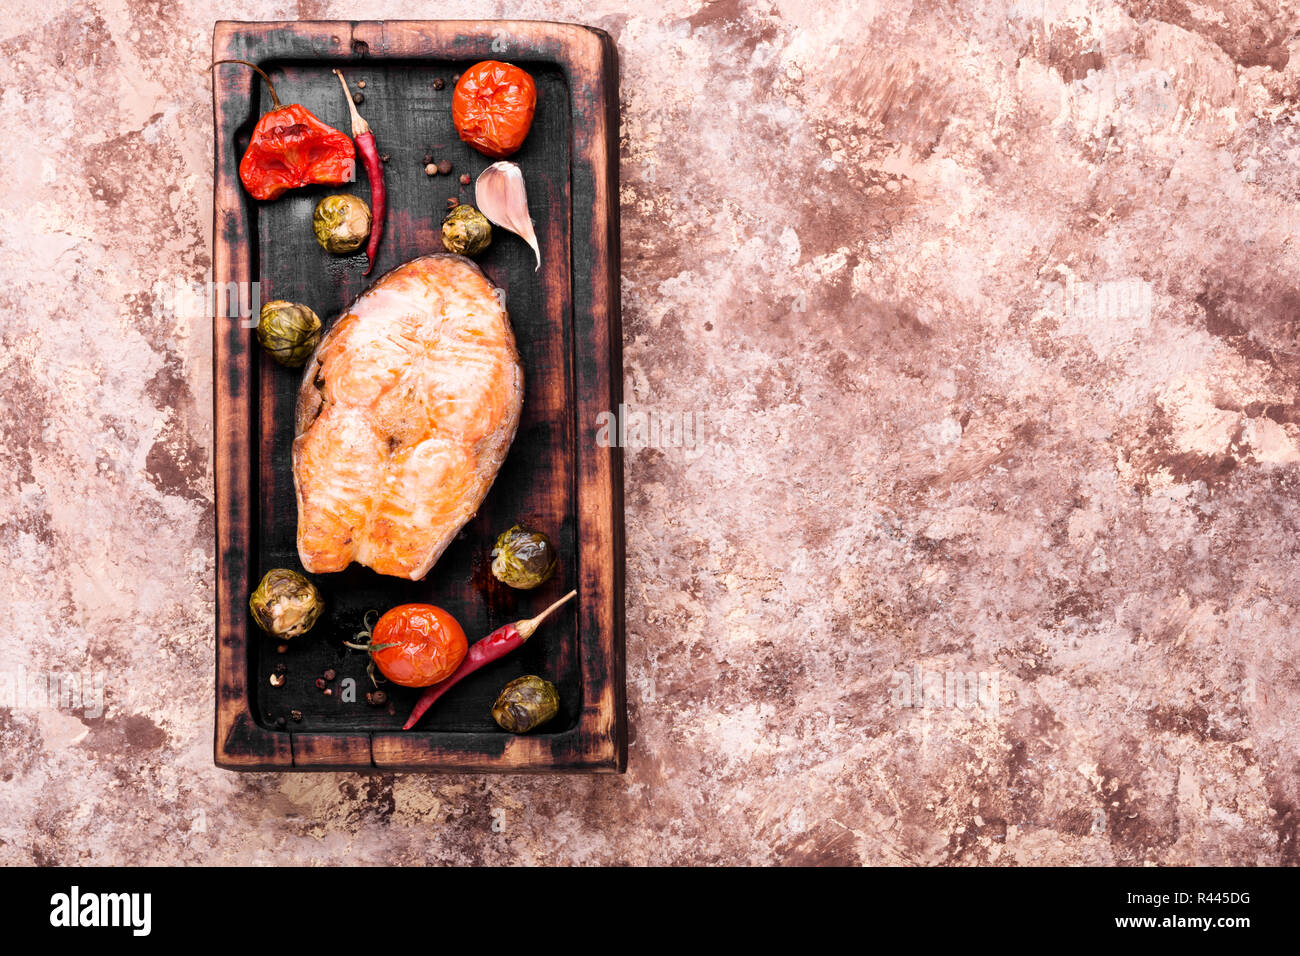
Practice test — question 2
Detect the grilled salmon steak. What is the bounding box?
[292,254,524,580]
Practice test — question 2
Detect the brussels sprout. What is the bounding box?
[491,675,559,733]
[441,204,492,256]
[313,194,372,254]
[256,300,322,368]
[490,525,556,590]
[249,568,323,639]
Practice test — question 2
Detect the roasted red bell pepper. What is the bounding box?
[212,59,356,201]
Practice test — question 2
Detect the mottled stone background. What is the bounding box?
[1,0,1299,865]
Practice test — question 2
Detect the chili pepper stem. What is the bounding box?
[210,59,282,108]
[516,590,577,640]
[333,69,371,136]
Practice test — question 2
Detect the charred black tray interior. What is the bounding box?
[243,58,579,734]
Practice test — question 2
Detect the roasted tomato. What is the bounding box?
[451,61,537,158]
[369,604,468,687]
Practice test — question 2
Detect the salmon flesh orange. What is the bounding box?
[292,254,524,580]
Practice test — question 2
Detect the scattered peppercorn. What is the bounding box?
[315,677,326,690]
[459,172,471,185]
[369,690,388,706]
[323,668,337,681]
[324,687,334,697]
[276,643,288,654]
[275,716,287,728]
[273,661,287,675]
[425,162,437,176]
[437,159,452,175]
[290,709,303,722]
[380,153,390,163]
[423,153,433,164]
[433,77,445,90]
[357,79,366,89]
[352,91,364,104]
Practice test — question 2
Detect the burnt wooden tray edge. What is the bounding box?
[211,19,625,773]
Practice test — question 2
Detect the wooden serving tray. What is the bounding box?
[211,20,624,771]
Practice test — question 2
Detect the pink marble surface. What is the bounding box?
[1,0,1299,864]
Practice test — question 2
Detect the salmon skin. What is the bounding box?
[292,254,524,580]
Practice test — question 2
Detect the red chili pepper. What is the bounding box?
[212,60,356,201]
[334,70,386,275]
[401,590,576,730]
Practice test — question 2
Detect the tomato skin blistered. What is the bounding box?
[369,604,468,687]
[452,61,537,158]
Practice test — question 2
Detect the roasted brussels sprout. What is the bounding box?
[491,675,559,733]
[256,300,322,368]
[249,568,323,639]
[490,525,556,590]
[441,203,492,256]
[313,194,372,254]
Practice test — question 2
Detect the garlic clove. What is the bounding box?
[475,161,541,270]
